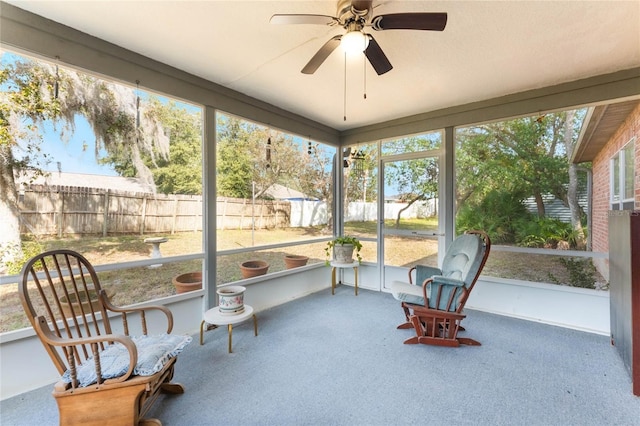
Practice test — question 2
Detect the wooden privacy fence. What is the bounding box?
[216,196,291,230]
[17,185,291,237]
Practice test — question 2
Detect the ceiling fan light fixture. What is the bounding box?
[341,30,369,55]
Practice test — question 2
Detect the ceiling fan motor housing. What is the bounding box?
[337,0,372,25]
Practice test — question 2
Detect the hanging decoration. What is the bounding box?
[266,136,272,168]
[350,149,366,177]
[53,57,60,100]
[343,147,352,168]
[135,80,141,130]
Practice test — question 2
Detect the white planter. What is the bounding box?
[217,285,246,315]
[333,243,355,264]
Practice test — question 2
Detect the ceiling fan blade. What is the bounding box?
[364,35,392,75]
[301,35,342,74]
[270,14,338,26]
[371,12,447,31]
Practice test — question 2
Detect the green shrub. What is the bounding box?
[2,239,44,274]
[456,190,531,243]
[514,216,580,249]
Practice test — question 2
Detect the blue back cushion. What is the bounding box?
[441,234,483,287]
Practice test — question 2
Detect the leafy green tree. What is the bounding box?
[456,115,568,214]
[103,98,203,194]
[216,115,333,202]
[379,135,439,227]
[455,111,587,246]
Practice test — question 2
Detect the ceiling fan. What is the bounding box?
[270,0,447,76]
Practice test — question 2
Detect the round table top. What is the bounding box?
[330,260,359,268]
[203,304,254,325]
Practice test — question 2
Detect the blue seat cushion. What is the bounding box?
[62,333,192,387]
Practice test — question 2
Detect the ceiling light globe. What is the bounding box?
[341,31,369,55]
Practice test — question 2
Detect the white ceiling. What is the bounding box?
[6,1,640,131]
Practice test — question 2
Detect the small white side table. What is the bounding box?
[200,305,258,353]
[330,261,359,296]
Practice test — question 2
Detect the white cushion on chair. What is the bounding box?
[391,281,427,306]
[62,333,192,387]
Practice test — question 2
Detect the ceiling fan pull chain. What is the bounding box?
[363,55,367,99]
[343,52,347,121]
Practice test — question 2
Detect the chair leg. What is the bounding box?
[139,419,162,426]
[397,304,414,329]
[457,337,481,346]
[160,383,185,394]
[418,335,460,347]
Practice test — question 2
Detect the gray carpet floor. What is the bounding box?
[2,286,640,425]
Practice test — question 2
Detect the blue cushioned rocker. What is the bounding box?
[391,230,491,347]
[19,249,191,425]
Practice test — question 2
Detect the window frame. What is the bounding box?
[610,137,636,211]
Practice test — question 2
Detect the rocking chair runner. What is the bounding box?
[19,249,190,425]
[391,230,491,347]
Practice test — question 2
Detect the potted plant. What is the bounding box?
[325,235,362,265]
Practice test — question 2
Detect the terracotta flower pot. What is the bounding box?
[172,271,203,294]
[240,260,269,279]
[284,254,309,269]
[60,288,115,318]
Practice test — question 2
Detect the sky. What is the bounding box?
[39,116,118,176]
[2,49,117,176]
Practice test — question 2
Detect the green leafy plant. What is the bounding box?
[1,239,44,275]
[325,236,362,265]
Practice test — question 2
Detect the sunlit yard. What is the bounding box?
[0,217,604,333]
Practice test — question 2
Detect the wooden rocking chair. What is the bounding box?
[19,249,191,425]
[390,230,491,347]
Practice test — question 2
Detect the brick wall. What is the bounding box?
[591,103,640,279]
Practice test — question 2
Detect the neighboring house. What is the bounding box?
[573,100,640,280]
[523,193,588,222]
[264,183,316,201]
[15,171,155,193]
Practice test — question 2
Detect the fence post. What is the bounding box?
[102,190,109,237]
[240,198,246,230]
[171,195,178,235]
[140,195,147,235]
[57,189,64,238]
[221,198,227,230]
[193,197,200,232]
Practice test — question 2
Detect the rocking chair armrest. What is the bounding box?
[100,290,174,334]
[411,265,442,285]
[421,277,468,310]
[408,266,417,284]
[34,316,138,384]
[430,276,466,287]
[409,305,468,321]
